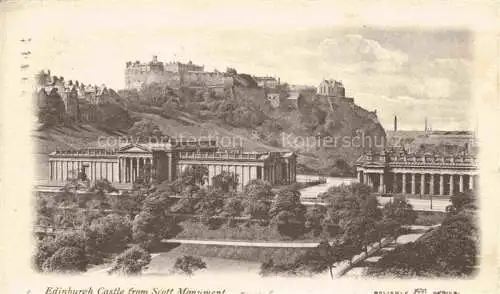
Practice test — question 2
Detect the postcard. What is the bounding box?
[0,0,499,293]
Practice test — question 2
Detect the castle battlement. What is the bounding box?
[124,55,230,90]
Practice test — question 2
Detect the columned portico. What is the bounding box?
[356,151,478,197]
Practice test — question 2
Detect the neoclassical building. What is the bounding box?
[355,150,478,196]
[47,138,297,190]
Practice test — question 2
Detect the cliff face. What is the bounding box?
[219,86,386,176]
[294,95,386,175]
[35,78,385,177]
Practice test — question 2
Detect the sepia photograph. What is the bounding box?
[0,0,498,293]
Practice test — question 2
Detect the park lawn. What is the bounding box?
[175,220,326,242]
[166,244,310,263]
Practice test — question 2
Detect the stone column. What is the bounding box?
[439,174,444,196]
[459,174,464,193]
[124,157,130,183]
[140,157,145,180]
[357,171,362,183]
[119,158,123,183]
[378,173,384,193]
[429,174,434,195]
[237,165,244,189]
[392,173,397,193]
[363,173,368,186]
[402,173,407,194]
[469,175,474,190]
[149,158,153,183]
[49,161,53,181]
[134,158,138,183]
[250,166,257,182]
[449,175,454,196]
[167,153,172,182]
[420,174,425,195]
[65,161,70,181]
[61,161,67,181]
[243,166,250,186]
[411,173,416,194]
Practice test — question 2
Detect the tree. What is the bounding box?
[85,214,131,263]
[128,119,163,142]
[225,67,237,76]
[303,205,325,236]
[140,82,170,106]
[107,189,146,219]
[132,191,175,249]
[295,240,336,278]
[194,189,224,224]
[42,246,88,273]
[108,246,151,275]
[242,180,274,219]
[182,165,209,187]
[211,171,239,193]
[222,196,244,218]
[374,218,401,245]
[382,197,417,227]
[270,187,306,238]
[367,205,478,278]
[447,189,476,214]
[35,231,89,272]
[172,255,207,276]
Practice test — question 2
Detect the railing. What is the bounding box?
[362,154,477,167]
[179,152,265,161]
[51,149,117,157]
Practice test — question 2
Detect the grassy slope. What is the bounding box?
[34,108,284,180]
[34,85,387,179]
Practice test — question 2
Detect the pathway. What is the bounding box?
[340,227,432,277]
[298,175,355,200]
[162,238,319,248]
[297,175,450,212]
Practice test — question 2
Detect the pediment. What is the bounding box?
[118,144,150,153]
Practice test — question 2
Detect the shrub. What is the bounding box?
[172,255,207,276]
[108,246,151,275]
[42,246,88,273]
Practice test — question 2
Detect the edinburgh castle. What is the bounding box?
[124,55,233,92]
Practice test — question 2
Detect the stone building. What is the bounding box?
[47,138,297,191]
[254,76,280,89]
[124,56,228,90]
[317,79,345,97]
[355,149,478,196]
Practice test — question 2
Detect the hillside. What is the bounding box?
[34,79,386,178]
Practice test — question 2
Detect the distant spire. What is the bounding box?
[394,115,398,132]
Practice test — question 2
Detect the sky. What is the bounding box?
[3,0,494,131]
